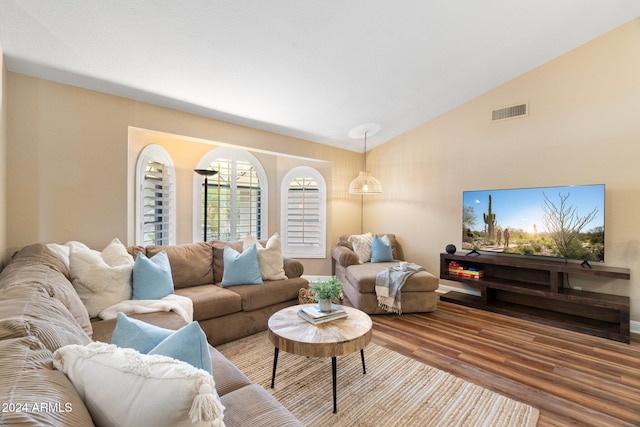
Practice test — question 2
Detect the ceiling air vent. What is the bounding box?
[491,102,528,122]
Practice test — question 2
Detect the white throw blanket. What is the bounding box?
[375,262,425,314]
[98,294,194,323]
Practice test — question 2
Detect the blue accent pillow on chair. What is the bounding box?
[132,251,174,300]
[221,244,263,287]
[111,312,212,375]
[371,234,393,262]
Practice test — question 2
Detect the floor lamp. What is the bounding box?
[194,168,218,242]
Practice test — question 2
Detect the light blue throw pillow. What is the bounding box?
[148,322,212,375]
[111,312,212,375]
[371,234,393,262]
[132,251,174,300]
[111,312,173,353]
[221,244,263,287]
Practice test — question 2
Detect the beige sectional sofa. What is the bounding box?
[0,242,306,426]
[94,240,308,346]
[332,233,439,314]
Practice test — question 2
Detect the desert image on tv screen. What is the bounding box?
[462,184,605,262]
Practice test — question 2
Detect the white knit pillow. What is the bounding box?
[69,238,133,317]
[52,342,224,427]
[348,232,373,263]
[46,241,95,272]
[243,233,287,281]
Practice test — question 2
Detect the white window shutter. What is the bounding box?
[194,148,267,242]
[136,145,176,246]
[281,167,326,258]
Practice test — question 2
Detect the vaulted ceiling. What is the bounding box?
[1,1,638,151]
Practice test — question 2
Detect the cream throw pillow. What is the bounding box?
[348,232,373,263]
[46,241,95,272]
[53,342,224,427]
[69,238,134,317]
[243,233,287,281]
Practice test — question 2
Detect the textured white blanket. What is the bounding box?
[98,294,194,323]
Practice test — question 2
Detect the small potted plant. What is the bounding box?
[310,277,343,312]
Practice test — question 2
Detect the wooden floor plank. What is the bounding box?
[361,298,640,427]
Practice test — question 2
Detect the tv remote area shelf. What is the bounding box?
[439,252,631,343]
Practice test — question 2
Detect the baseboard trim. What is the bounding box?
[437,283,640,336]
[302,275,333,282]
[631,320,640,336]
[436,284,481,297]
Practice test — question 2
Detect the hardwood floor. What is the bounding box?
[366,299,640,427]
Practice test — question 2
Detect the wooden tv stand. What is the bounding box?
[439,252,631,343]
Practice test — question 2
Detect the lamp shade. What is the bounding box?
[194,168,218,177]
[349,171,382,194]
[348,123,382,195]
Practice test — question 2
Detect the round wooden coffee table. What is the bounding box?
[267,304,373,413]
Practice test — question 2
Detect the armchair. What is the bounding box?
[332,234,439,314]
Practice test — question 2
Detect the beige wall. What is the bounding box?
[5,18,640,321]
[6,75,363,274]
[126,127,332,246]
[0,43,6,267]
[366,19,640,321]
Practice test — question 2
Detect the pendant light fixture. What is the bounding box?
[348,123,382,195]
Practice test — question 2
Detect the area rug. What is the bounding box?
[217,332,539,427]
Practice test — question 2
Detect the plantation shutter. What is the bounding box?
[141,160,173,246]
[202,157,261,241]
[236,160,262,239]
[286,177,321,251]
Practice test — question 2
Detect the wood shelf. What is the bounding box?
[440,252,630,343]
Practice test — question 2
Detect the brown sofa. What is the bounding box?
[0,243,304,427]
[92,240,309,346]
[332,234,439,314]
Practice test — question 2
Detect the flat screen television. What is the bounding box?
[462,184,605,263]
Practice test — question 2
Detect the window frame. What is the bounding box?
[280,166,327,258]
[193,147,268,242]
[135,144,176,246]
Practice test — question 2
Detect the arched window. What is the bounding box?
[193,147,268,242]
[280,166,326,258]
[135,144,176,246]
